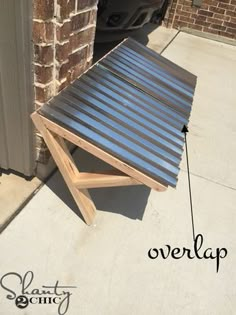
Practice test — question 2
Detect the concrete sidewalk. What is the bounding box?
[0,28,236,315]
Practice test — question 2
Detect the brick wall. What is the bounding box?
[33,0,98,163]
[165,0,236,40]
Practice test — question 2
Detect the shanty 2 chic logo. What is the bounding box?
[0,271,76,315]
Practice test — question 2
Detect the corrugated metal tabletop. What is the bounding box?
[39,38,197,188]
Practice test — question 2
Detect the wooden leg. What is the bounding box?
[31,112,96,225]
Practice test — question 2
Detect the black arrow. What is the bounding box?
[182,125,195,241]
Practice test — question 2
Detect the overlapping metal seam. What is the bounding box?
[79,73,184,140]
[75,76,184,145]
[124,38,197,87]
[64,82,183,156]
[51,98,180,179]
[55,92,181,167]
[112,48,194,100]
[102,53,192,106]
[99,58,192,118]
[88,66,188,126]
[115,44,195,94]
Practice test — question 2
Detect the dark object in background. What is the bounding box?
[96,0,168,42]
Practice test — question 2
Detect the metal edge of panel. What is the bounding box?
[87,65,189,126]
[125,37,197,85]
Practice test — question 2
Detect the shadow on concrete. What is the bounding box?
[93,23,160,62]
[46,148,151,224]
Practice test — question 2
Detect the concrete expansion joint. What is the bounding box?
[181,169,236,191]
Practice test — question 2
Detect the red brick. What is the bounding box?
[34,84,54,103]
[219,30,236,38]
[203,27,220,35]
[198,3,209,10]
[33,0,54,20]
[195,19,211,27]
[209,6,225,14]
[77,0,97,11]
[210,23,226,31]
[34,45,54,65]
[198,10,213,17]
[173,20,189,28]
[89,9,97,23]
[57,0,75,20]
[68,63,85,81]
[230,17,236,24]
[181,5,197,12]
[56,42,72,62]
[56,21,71,42]
[226,27,236,34]
[214,13,230,21]
[71,12,91,31]
[225,10,236,17]
[204,0,218,5]
[35,65,53,84]
[191,13,198,19]
[176,4,183,10]
[223,21,236,28]
[57,61,70,80]
[176,9,190,17]
[70,27,95,51]
[195,15,207,21]
[207,17,223,24]
[178,16,194,23]
[218,3,235,10]
[33,21,54,44]
[191,24,203,31]
[69,46,88,67]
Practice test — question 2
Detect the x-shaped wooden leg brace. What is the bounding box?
[31,112,146,225]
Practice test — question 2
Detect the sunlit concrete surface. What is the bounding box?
[0,29,236,315]
[162,32,236,189]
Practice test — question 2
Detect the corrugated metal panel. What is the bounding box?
[40,38,196,188]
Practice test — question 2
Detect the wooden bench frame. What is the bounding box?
[31,111,167,225]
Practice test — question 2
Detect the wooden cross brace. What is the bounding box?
[31,111,167,225]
